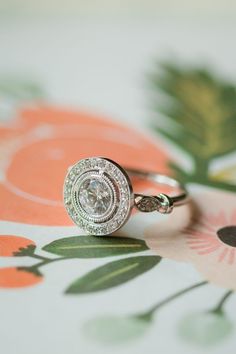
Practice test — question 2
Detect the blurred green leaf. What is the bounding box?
[66,255,161,294]
[82,315,151,344]
[151,63,236,160]
[0,77,45,101]
[43,236,149,258]
[150,62,236,190]
[178,311,233,347]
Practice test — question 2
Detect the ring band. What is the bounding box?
[126,168,188,212]
[63,157,189,236]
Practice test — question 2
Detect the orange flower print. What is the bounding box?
[0,267,42,288]
[0,235,35,257]
[145,187,236,289]
[0,106,169,226]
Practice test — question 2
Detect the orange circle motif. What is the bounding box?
[0,267,43,288]
[0,235,35,257]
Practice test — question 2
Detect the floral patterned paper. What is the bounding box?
[0,63,236,352]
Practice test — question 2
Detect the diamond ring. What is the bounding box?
[63,157,189,236]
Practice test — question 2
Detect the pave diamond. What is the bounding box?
[63,157,133,235]
[78,178,112,216]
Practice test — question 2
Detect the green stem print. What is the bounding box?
[178,290,234,347]
[25,256,66,275]
[150,63,236,192]
[29,253,52,262]
[138,280,208,320]
[211,290,233,314]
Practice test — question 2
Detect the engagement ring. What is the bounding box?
[63,157,188,236]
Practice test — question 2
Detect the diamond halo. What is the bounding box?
[63,157,133,235]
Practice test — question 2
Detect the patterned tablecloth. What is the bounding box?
[0,11,236,354]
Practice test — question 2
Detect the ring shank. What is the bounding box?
[126,168,188,207]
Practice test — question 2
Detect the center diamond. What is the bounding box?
[78,177,112,216]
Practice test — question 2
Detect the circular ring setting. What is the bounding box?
[63,156,188,236]
[64,157,133,235]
